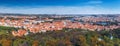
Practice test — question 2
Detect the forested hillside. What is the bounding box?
[0,26,120,46]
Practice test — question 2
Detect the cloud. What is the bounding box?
[0,6,119,14]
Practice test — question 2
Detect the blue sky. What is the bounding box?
[0,0,120,14]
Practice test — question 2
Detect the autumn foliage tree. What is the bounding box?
[32,40,39,46]
[0,38,12,46]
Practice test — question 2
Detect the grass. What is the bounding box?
[0,26,17,35]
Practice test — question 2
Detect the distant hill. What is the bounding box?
[0,13,120,16]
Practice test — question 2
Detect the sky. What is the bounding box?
[0,0,120,14]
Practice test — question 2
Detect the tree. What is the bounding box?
[98,41,107,46]
[13,39,27,46]
[0,38,12,46]
[32,40,39,46]
[90,36,98,46]
[46,40,57,46]
[79,35,88,46]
